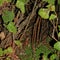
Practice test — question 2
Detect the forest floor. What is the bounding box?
[0,0,59,60]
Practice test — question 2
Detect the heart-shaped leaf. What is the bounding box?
[16,0,25,13]
[54,42,60,51]
[38,8,49,19]
[49,14,57,20]
[50,54,57,60]
[2,10,14,24]
[6,22,17,34]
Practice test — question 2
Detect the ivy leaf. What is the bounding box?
[2,10,14,24]
[0,48,3,56]
[38,8,49,19]
[54,42,60,51]
[14,40,22,47]
[16,0,29,13]
[16,0,25,13]
[49,14,57,20]
[43,0,55,4]
[6,22,17,34]
[50,54,57,60]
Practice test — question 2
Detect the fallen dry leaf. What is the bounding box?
[0,32,5,40]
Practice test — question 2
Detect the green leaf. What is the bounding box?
[4,47,13,54]
[0,48,4,56]
[7,47,13,53]
[16,0,29,13]
[14,40,22,47]
[6,22,17,34]
[25,46,32,55]
[43,55,48,60]
[36,44,51,58]
[43,0,55,4]
[58,32,60,37]
[2,10,14,24]
[54,42,60,51]
[4,50,8,54]
[16,0,25,13]
[49,14,57,20]
[38,8,49,19]
[50,54,57,60]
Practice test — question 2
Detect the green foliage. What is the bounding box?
[2,10,14,24]
[43,55,48,60]
[54,42,60,51]
[38,0,57,20]
[20,46,33,60]
[16,1,25,13]
[6,47,13,53]
[0,48,4,56]
[16,0,29,13]
[58,32,60,37]
[50,54,57,60]
[25,46,33,60]
[2,10,17,34]
[58,25,60,31]
[43,0,55,4]
[25,46,32,55]
[4,47,13,54]
[6,22,17,34]
[35,44,52,59]
[0,47,13,57]
[38,8,49,19]
[49,14,57,20]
